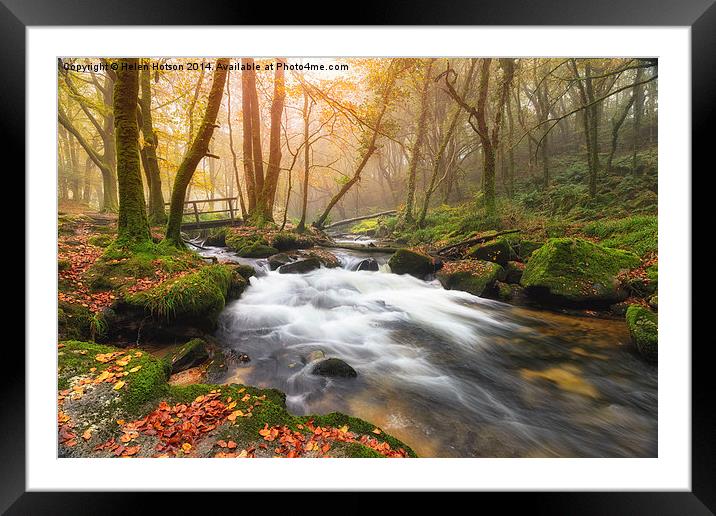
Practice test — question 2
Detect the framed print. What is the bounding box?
[5,0,710,512]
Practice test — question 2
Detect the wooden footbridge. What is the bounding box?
[170,197,243,231]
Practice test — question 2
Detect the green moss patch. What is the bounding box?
[125,264,232,323]
[625,305,658,362]
[225,231,278,257]
[521,238,640,306]
[388,249,435,278]
[437,260,504,297]
[583,215,657,257]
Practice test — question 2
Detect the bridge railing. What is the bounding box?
[165,197,241,227]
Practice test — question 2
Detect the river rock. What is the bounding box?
[437,260,504,297]
[626,305,658,362]
[268,253,293,270]
[504,261,525,284]
[520,238,640,306]
[356,258,379,271]
[468,236,518,265]
[310,358,358,378]
[169,338,209,374]
[279,257,322,274]
[388,249,435,278]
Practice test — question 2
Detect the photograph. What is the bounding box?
[55,56,660,459]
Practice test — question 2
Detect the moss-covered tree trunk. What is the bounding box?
[114,58,151,246]
[139,62,167,225]
[165,58,229,246]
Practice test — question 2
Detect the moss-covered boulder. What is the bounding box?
[225,231,278,258]
[124,264,232,327]
[504,261,525,284]
[226,267,248,300]
[58,340,416,458]
[520,238,640,306]
[268,253,293,270]
[169,338,209,373]
[388,249,435,278]
[270,231,314,251]
[468,236,518,265]
[437,260,504,297]
[87,234,114,248]
[626,305,658,362]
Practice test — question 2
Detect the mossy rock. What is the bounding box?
[437,260,504,297]
[504,261,525,284]
[268,253,293,271]
[468,236,518,265]
[625,305,658,362]
[169,338,209,374]
[649,294,658,310]
[58,301,93,341]
[270,232,314,251]
[233,264,257,280]
[388,249,435,278]
[516,240,544,260]
[58,341,417,458]
[520,238,640,306]
[227,268,248,300]
[225,232,278,258]
[204,227,228,247]
[495,281,513,302]
[125,264,232,326]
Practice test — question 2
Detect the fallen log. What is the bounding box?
[436,229,521,256]
[321,210,397,230]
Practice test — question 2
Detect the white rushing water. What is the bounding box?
[213,249,657,458]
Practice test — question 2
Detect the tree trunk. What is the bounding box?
[632,66,645,172]
[240,59,257,213]
[139,62,167,225]
[165,58,229,245]
[262,58,287,218]
[418,58,476,226]
[403,59,434,225]
[606,91,635,172]
[243,58,267,221]
[297,87,311,232]
[226,70,248,219]
[114,58,151,245]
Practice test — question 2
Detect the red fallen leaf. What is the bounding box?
[227,441,237,449]
[259,443,268,449]
[123,445,141,457]
[217,440,227,448]
[321,443,331,454]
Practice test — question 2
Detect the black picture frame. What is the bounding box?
[6,0,707,512]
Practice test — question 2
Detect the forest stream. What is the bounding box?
[197,236,657,458]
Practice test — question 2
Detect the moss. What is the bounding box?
[169,338,209,373]
[521,238,640,305]
[437,261,504,297]
[350,219,379,235]
[270,231,313,251]
[625,305,658,362]
[233,264,256,280]
[58,259,71,271]
[582,215,657,257]
[225,231,278,258]
[468,236,519,265]
[227,271,248,300]
[88,234,114,248]
[58,301,93,341]
[125,264,232,324]
[388,249,434,277]
[58,340,168,415]
[59,342,417,457]
[86,240,202,292]
[343,442,385,458]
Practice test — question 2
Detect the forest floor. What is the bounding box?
[57,212,415,458]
